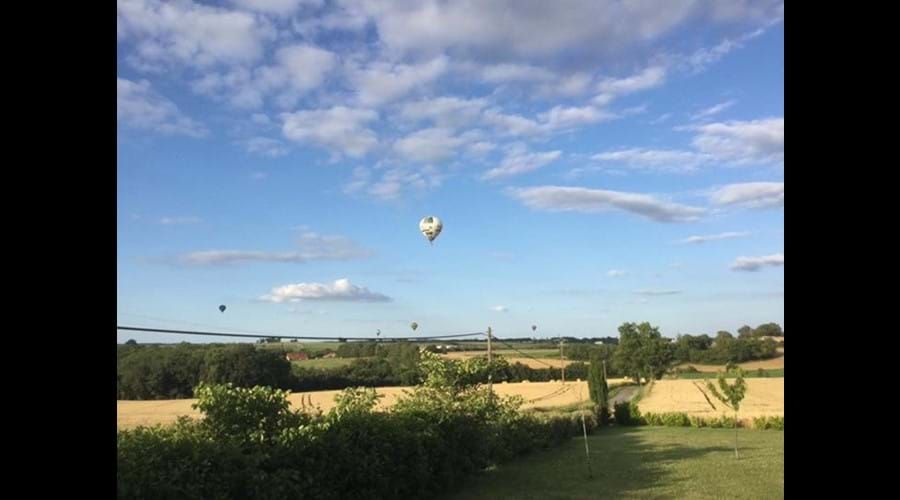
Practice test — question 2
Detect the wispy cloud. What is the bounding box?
[159,216,202,225]
[508,186,705,223]
[635,289,682,296]
[677,231,749,244]
[489,305,509,312]
[711,182,784,208]
[173,231,373,265]
[607,269,627,277]
[731,253,784,272]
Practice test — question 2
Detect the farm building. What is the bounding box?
[285,352,309,361]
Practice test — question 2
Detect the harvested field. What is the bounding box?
[117,379,631,430]
[638,378,784,419]
[678,354,784,373]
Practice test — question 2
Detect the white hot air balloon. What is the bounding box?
[419,216,443,245]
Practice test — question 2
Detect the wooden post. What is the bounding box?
[559,337,566,384]
[487,327,493,405]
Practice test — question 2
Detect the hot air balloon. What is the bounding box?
[531,324,537,332]
[376,329,381,337]
[410,322,418,332]
[419,216,443,245]
[219,305,227,313]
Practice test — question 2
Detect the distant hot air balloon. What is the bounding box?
[410,322,418,332]
[531,324,537,332]
[419,216,443,245]
[376,329,381,337]
[219,305,227,313]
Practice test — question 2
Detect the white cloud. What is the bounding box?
[711,182,784,208]
[350,0,773,62]
[240,136,289,157]
[591,148,707,173]
[398,96,487,129]
[731,253,784,272]
[482,108,544,136]
[159,216,202,225]
[481,63,555,83]
[607,269,626,277]
[175,231,373,265]
[393,128,467,163]
[691,117,784,164]
[650,113,673,124]
[482,146,561,180]
[191,44,336,109]
[351,57,448,107]
[539,105,615,131]
[260,278,392,302]
[346,164,444,201]
[509,186,705,223]
[678,231,749,244]
[597,66,666,95]
[281,106,378,158]
[636,289,682,296]
[489,305,509,312]
[228,0,322,16]
[117,0,271,69]
[250,171,269,180]
[117,78,208,137]
[690,100,737,121]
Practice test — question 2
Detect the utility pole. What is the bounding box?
[559,337,566,384]
[487,326,493,405]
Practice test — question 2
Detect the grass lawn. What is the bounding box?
[445,426,783,500]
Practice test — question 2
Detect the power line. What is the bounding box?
[491,335,559,368]
[116,325,487,342]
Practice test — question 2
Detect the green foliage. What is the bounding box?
[705,369,748,412]
[752,416,784,430]
[118,353,596,500]
[587,353,609,425]
[613,401,642,426]
[614,322,674,383]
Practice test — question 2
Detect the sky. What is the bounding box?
[117,0,784,343]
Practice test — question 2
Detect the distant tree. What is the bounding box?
[754,323,783,337]
[737,325,754,338]
[125,339,138,346]
[614,322,673,384]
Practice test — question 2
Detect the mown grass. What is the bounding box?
[444,426,784,500]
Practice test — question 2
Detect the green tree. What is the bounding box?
[614,322,674,384]
[695,369,748,458]
[587,353,609,424]
[754,322,783,337]
[737,325,754,338]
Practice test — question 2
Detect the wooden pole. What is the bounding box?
[487,326,493,405]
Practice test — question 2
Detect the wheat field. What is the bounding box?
[638,378,784,419]
[117,379,632,430]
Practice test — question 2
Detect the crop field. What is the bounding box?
[117,380,631,430]
[678,354,784,372]
[638,378,784,420]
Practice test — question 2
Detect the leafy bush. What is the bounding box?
[752,415,784,430]
[613,401,642,425]
[118,353,596,500]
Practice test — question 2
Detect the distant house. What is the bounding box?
[285,352,309,361]
[322,352,337,358]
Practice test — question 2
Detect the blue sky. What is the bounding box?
[117,0,784,343]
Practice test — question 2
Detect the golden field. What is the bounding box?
[678,354,784,372]
[117,379,632,430]
[638,378,784,419]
